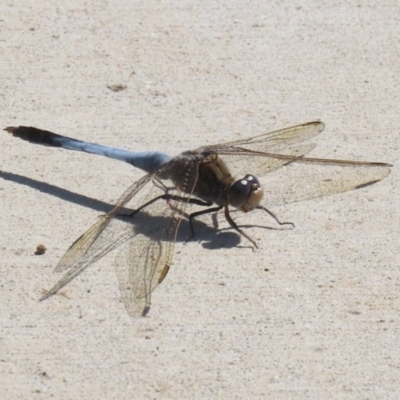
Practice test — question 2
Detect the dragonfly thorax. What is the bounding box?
[228,174,264,212]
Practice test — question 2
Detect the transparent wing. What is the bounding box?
[115,162,197,317]
[114,205,178,318]
[197,121,390,180]
[51,171,158,275]
[203,121,325,150]
[39,172,158,301]
[197,121,324,177]
[216,142,317,178]
[227,162,391,231]
[262,162,392,208]
[40,159,197,317]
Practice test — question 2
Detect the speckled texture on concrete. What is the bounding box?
[1,1,399,399]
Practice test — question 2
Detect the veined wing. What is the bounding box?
[265,163,391,207]
[198,122,390,179]
[205,121,325,151]
[40,158,198,317]
[52,171,159,275]
[114,200,181,317]
[115,158,199,317]
[197,122,324,177]
[39,172,159,301]
[262,162,392,209]
[215,145,391,180]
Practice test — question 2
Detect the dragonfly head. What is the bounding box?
[228,174,264,212]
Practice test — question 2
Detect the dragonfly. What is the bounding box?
[4,122,391,317]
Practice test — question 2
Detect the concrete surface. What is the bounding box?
[1,1,399,399]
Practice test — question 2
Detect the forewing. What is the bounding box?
[41,155,198,317]
[40,172,158,301]
[40,217,135,301]
[196,121,391,182]
[263,162,391,208]
[196,121,324,178]
[217,142,317,178]
[54,172,156,273]
[203,121,325,151]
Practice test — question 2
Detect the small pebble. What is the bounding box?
[35,244,47,255]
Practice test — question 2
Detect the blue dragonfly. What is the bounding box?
[4,122,391,317]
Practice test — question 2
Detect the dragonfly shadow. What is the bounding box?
[117,209,242,249]
[183,223,242,249]
[1,169,301,255]
[173,207,249,249]
[192,209,293,250]
[0,170,246,248]
[199,231,242,249]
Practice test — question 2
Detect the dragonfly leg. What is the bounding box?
[256,206,295,228]
[118,191,220,241]
[224,205,258,249]
[186,205,223,241]
[120,194,172,217]
[121,193,213,218]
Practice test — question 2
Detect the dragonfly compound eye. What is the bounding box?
[228,174,264,212]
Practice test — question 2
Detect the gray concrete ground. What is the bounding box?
[1,1,399,398]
